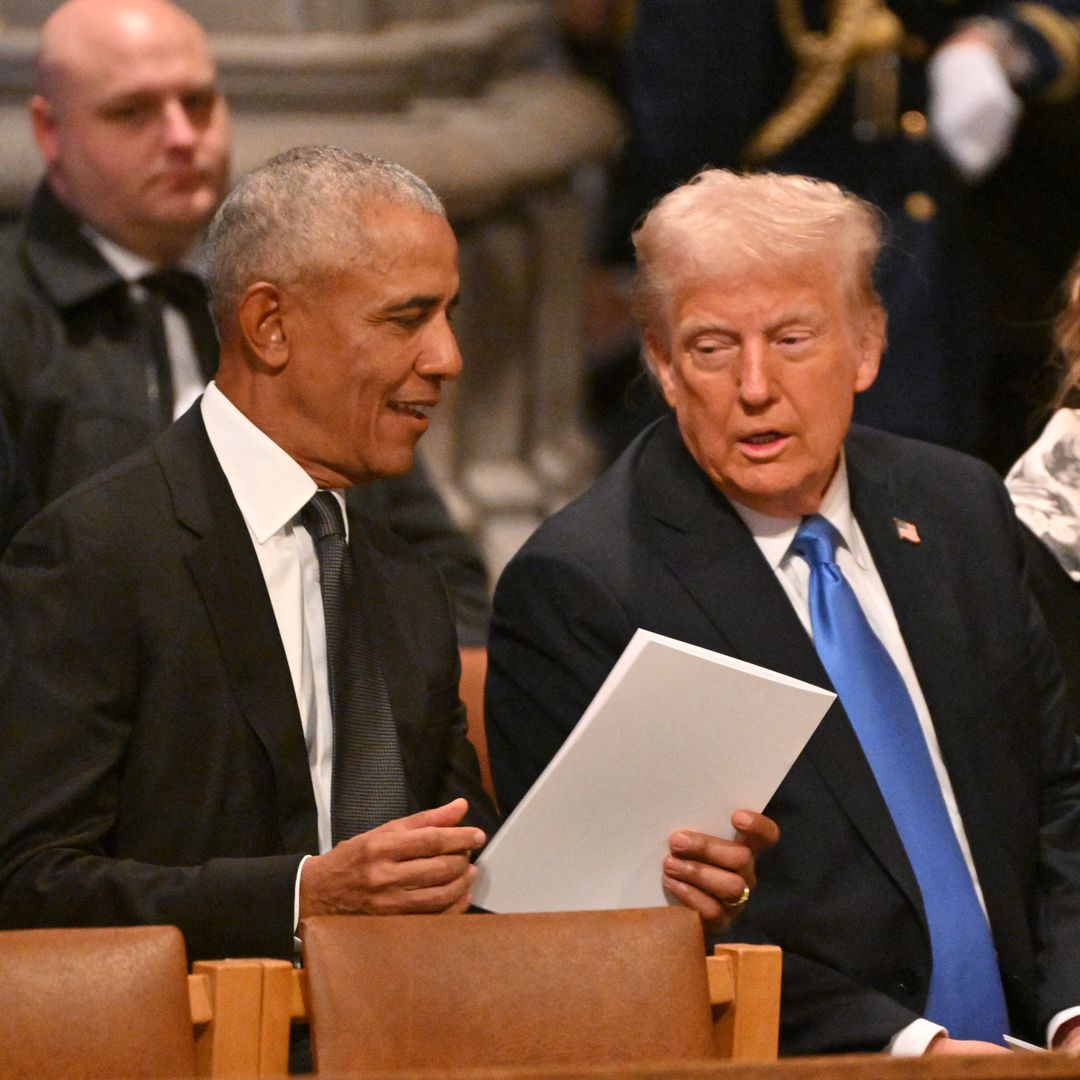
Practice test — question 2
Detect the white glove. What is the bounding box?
[928,38,1022,183]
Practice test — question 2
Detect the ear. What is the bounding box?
[644,331,679,408]
[854,306,885,394]
[237,282,289,369]
[30,95,59,169]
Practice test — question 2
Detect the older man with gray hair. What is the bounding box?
[0,145,496,962]
[486,168,1080,1056]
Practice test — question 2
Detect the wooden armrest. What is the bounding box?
[253,961,308,1077]
[710,943,782,1062]
[189,959,267,1077]
[188,972,213,1026]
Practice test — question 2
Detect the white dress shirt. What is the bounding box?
[87,228,207,418]
[201,381,340,857]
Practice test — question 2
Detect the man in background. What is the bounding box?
[0,0,488,642]
[0,0,228,496]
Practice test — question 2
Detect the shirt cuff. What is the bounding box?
[293,853,313,955]
[1047,1006,1080,1048]
[886,1018,947,1056]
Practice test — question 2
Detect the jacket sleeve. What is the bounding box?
[0,501,304,962]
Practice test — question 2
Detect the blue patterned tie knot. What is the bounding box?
[792,514,842,570]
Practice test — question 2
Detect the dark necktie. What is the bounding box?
[792,514,1009,1043]
[301,491,409,844]
[138,269,220,426]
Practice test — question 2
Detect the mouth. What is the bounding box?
[388,400,436,422]
[737,431,790,457]
[156,167,212,191]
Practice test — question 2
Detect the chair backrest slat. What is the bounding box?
[301,907,719,1073]
[0,925,196,1080]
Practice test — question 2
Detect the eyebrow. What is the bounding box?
[96,84,219,118]
[682,306,825,338]
[382,292,460,316]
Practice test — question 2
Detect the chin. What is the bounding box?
[352,451,416,485]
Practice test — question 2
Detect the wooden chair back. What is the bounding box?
[294,907,780,1074]
[0,925,274,1079]
[0,925,197,1080]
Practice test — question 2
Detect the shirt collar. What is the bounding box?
[84,224,202,284]
[200,381,321,544]
[727,454,870,570]
[83,226,156,283]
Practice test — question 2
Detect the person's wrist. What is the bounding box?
[1053,1016,1080,1050]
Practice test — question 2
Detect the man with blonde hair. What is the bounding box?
[487,168,1080,1056]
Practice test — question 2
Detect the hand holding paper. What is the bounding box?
[474,629,831,914]
[664,810,780,931]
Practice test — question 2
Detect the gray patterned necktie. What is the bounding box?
[301,491,408,843]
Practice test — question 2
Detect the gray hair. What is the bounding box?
[632,169,885,346]
[205,144,444,326]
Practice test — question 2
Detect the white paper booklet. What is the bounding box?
[473,628,835,912]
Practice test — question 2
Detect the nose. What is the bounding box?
[161,98,198,150]
[735,338,774,407]
[417,315,463,383]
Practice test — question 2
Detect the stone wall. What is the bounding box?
[0,0,624,579]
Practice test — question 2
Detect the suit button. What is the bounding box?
[896,970,922,996]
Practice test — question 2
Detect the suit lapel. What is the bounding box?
[638,419,923,915]
[847,430,1026,951]
[155,408,319,854]
[849,434,984,785]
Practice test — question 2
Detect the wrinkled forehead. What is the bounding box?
[661,250,856,327]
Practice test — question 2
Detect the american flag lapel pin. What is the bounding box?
[893,518,920,544]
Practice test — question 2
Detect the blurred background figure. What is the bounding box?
[1007,249,1080,720]
[0,0,490,642]
[0,0,623,584]
[0,0,230,501]
[559,1,1080,472]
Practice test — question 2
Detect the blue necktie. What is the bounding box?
[792,514,1009,1043]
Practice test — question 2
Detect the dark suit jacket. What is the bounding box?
[485,414,1080,1054]
[1020,524,1080,728]
[0,410,34,555]
[0,406,496,961]
[0,181,216,503]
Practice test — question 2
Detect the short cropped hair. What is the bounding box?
[205,144,444,326]
[632,169,885,344]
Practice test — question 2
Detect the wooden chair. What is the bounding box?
[0,925,269,1079]
[274,907,779,1074]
